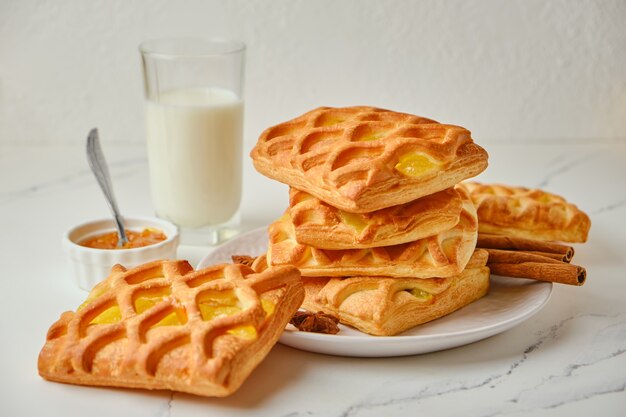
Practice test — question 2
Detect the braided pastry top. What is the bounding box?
[300,250,489,336]
[251,106,488,212]
[463,182,591,243]
[268,185,478,278]
[289,186,463,249]
[38,260,303,397]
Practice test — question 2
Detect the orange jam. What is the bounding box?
[80,228,167,250]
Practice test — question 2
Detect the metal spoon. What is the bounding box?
[86,128,129,247]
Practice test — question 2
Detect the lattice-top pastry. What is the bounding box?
[289,186,463,249]
[463,182,591,243]
[301,249,490,336]
[250,106,489,213]
[267,185,478,278]
[38,260,303,397]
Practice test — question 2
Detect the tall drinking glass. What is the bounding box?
[139,38,245,245]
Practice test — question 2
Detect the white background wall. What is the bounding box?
[1,0,625,148]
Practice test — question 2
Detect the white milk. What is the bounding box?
[145,88,243,228]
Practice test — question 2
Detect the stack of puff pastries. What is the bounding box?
[251,106,490,336]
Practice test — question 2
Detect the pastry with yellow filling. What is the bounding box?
[250,106,488,213]
[463,182,591,243]
[267,185,478,278]
[38,260,303,397]
[301,250,490,336]
[289,186,463,249]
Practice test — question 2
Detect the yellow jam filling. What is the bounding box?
[394,153,438,177]
[86,289,272,340]
[320,116,345,127]
[135,295,163,314]
[409,288,433,301]
[153,312,182,327]
[338,211,368,233]
[78,282,111,312]
[198,290,242,321]
[227,325,257,340]
[358,132,384,142]
[80,281,121,325]
[538,194,555,204]
[261,298,276,316]
[90,305,122,325]
[201,305,242,320]
[134,295,183,327]
[226,299,275,340]
[197,291,268,341]
[88,294,185,326]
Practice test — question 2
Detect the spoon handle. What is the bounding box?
[86,128,129,247]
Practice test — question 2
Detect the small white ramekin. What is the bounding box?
[63,216,179,290]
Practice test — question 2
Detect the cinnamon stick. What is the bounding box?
[526,251,570,262]
[485,248,586,286]
[488,262,586,286]
[477,233,574,262]
[484,249,562,265]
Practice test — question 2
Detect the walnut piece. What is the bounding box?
[290,311,340,334]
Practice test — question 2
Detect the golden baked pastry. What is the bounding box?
[250,106,488,213]
[301,250,490,336]
[38,260,303,397]
[267,185,478,278]
[289,186,463,249]
[463,182,591,243]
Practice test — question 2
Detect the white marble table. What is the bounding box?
[1,141,625,416]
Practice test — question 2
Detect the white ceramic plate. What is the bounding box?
[198,228,553,357]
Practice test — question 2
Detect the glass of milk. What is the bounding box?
[140,38,245,245]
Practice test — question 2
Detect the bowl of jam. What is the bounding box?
[64,216,179,290]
